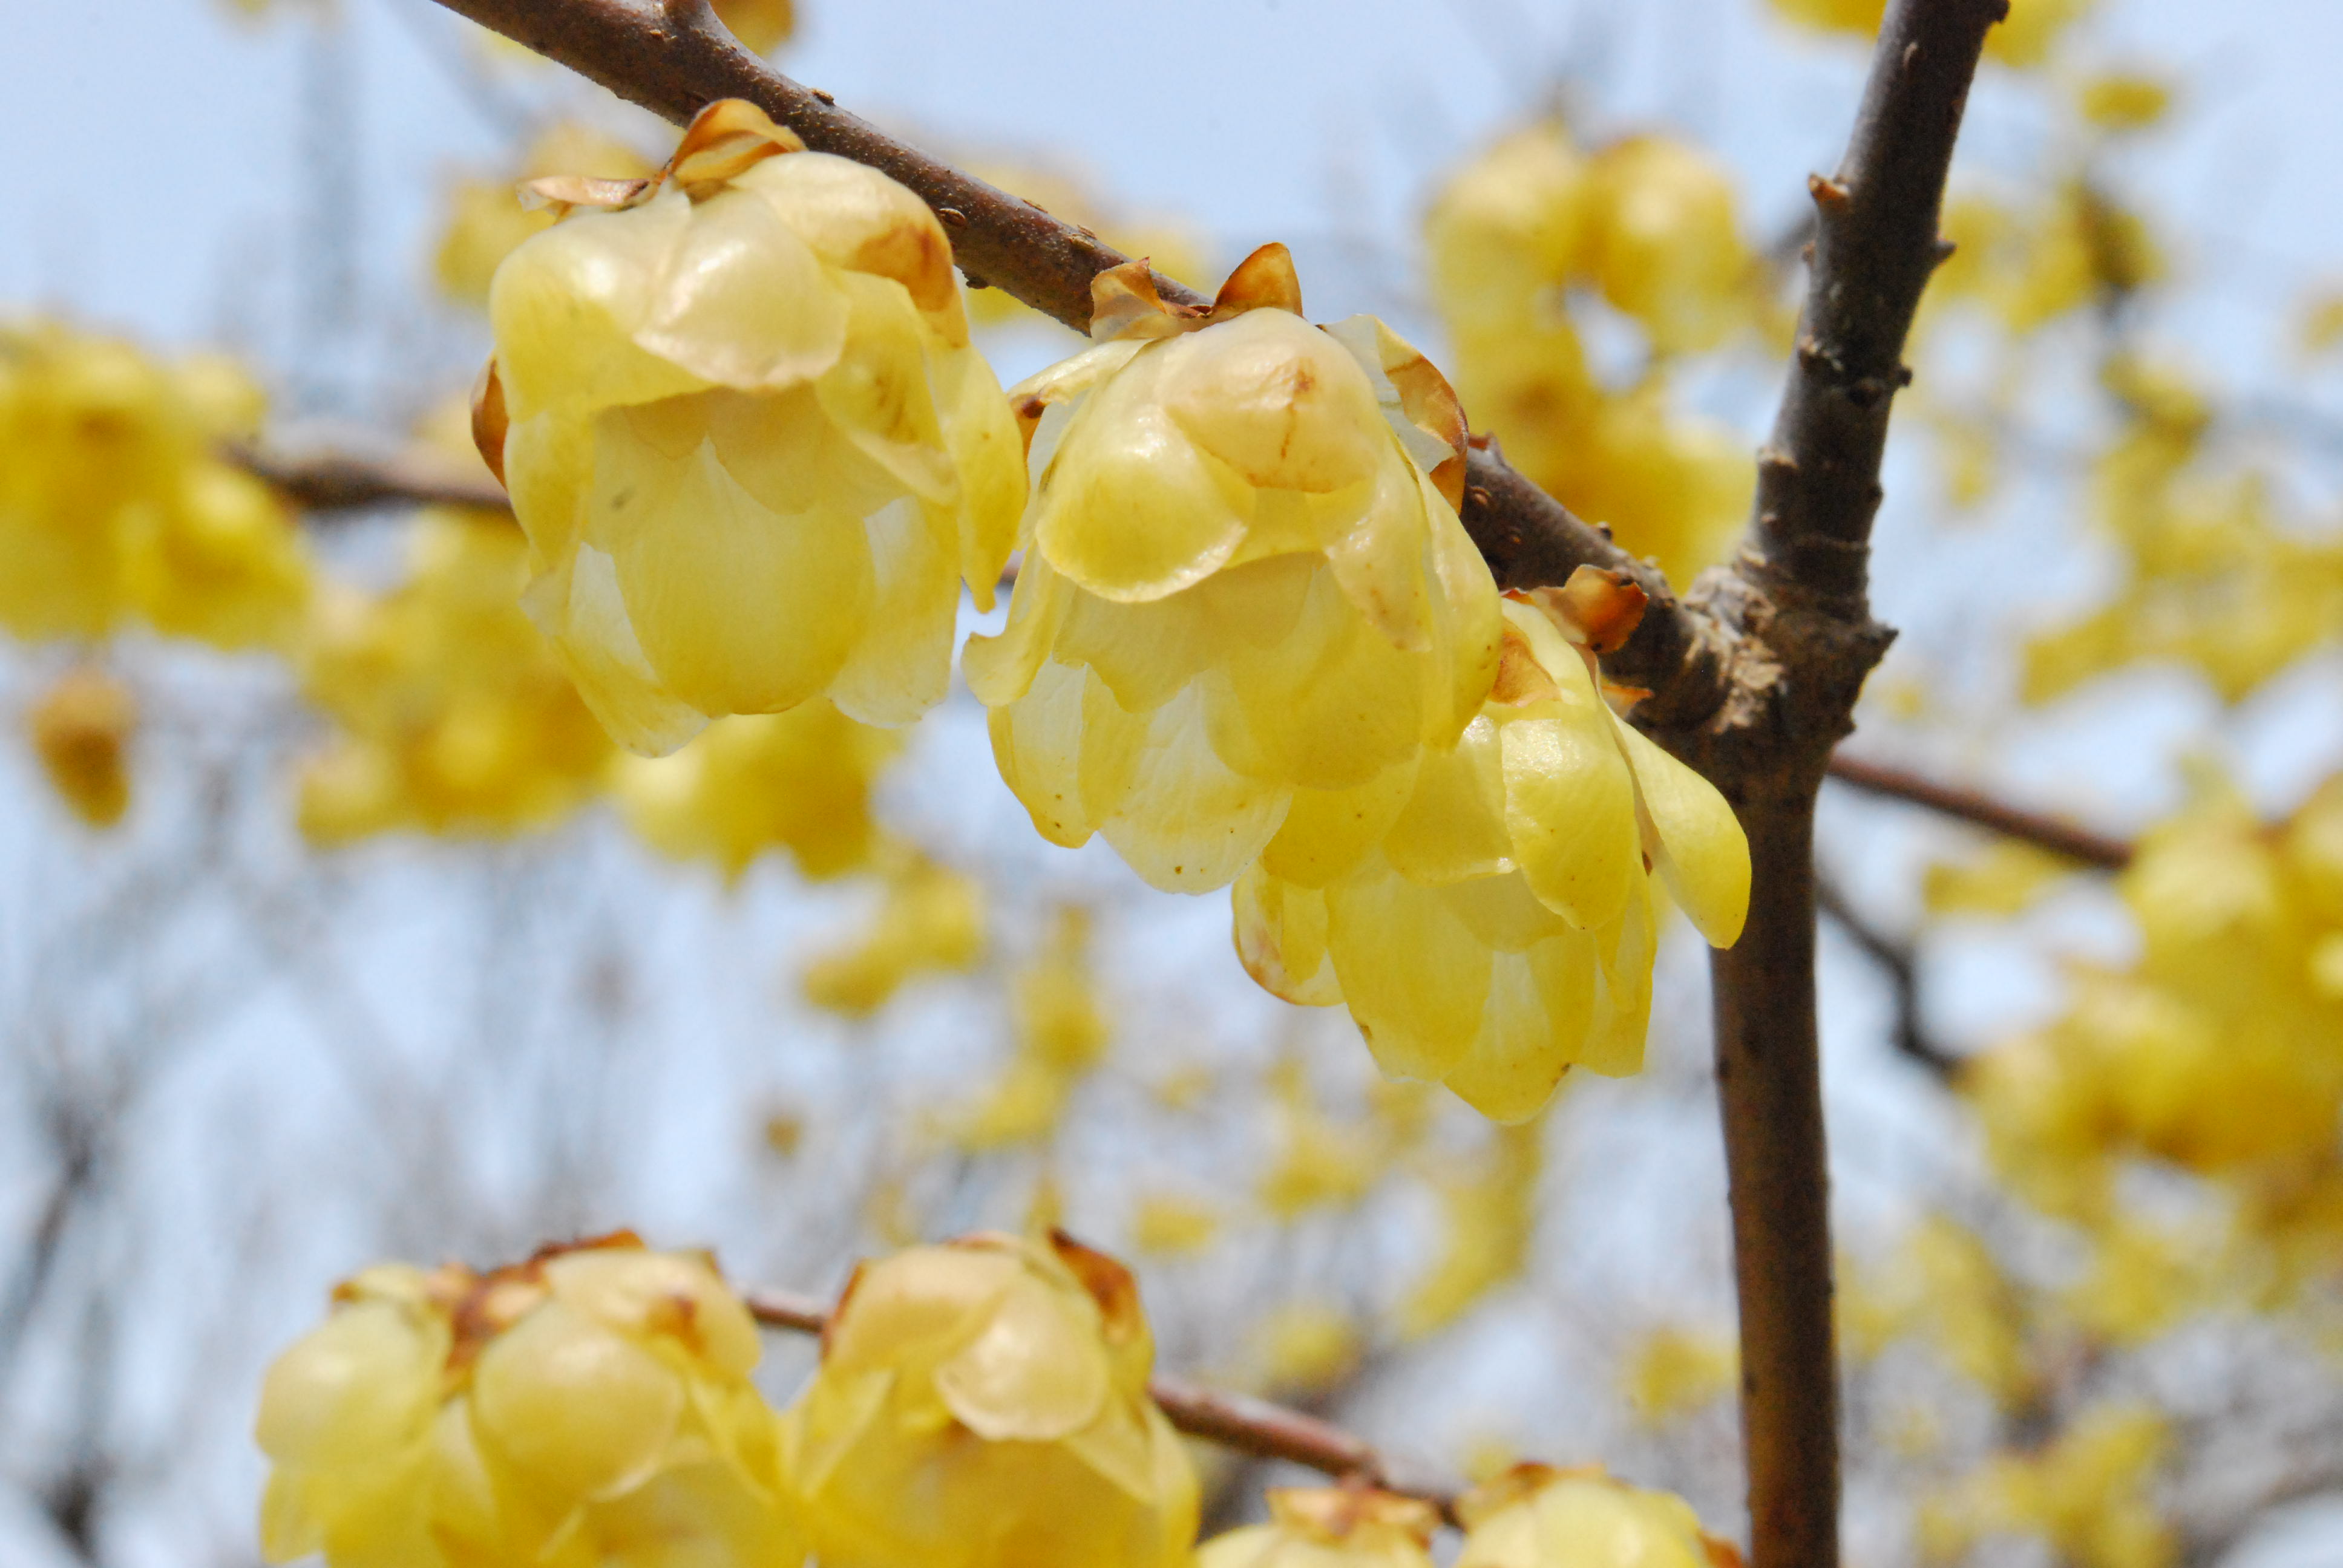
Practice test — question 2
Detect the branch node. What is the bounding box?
[937,206,968,230]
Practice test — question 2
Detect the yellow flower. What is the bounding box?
[0,321,309,647]
[483,100,1024,754]
[1234,580,1750,1123]
[1767,0,2089,65]
[1455,1464,1742,1568]
[1922,1406,2171,1568]
[1199,1488,1440,1568]
[1424,121,1594,336]
[256,1236,798,1568]
[799,846,986,1015]
[1130,1192,1219,1256]
[778,1231,1198,1568]
[616,702,900,880]
[1621,1327,1737,1425]
[296,509,612,843]
[1253,1301,1363,1395]
[29,665,136,828]
[966,244,1501,893]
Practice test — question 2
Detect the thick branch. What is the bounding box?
[1824,754,2134,870]
[1702,7,2001,1568]
[742,1286,1461,1523]
[418,0,1723,718]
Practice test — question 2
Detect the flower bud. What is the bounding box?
[1234,586,1749,1123]
[484,100,1024,755]
[968,245,1501,892]
[1456,1465,1742,1568]
[1198,1487,1440,1568]
[779,1230,1198,1568]
[257,1236,797,1568]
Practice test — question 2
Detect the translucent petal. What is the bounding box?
[1260,755,1418,888]
[1384,718,1513,884]
[503,408,595,569]
[738,152,961,335]
[1321,451,1433,653]
[988,658,1097,848]
[471,1300,684,1500]
[1034,358,1253,603]
[254,1302,442,1467]
[1158,309,1384,494]
[1610,715,1750,947]
[1441,936,1598,1123]
[1099,682,1291,893]
[1499,660,1640,929]
[1439,869,1573,953]
[1326,857,1495,1083]
[528,546,710,757]
[591,397,874,716]
[1211,567,1424,791]
[936,345,1025,609]
[543,1247,761,1377]
[703,382,902,521]
[489,192,708,417]
[1421,492,1504,742]
[1582,880,1659,1076]
[1055,583,1227,716]
[932,1275,1112,1442]
[815,272,957,504]
[827,496,960,726]
[962,550,1073,707]
[632,184,850,390]
[1232,862,1343,1006]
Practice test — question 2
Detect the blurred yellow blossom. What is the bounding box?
[1257,1057,1384,1217]
[2079,73,2172,132]
[1401,1119,1545,1336]
[1919,1405,2172,1568]
[296,509,611,843]
[256,1235,798,1568]
[778,1231,1198,1568]
[0,321,310,647]
[433,122,654,308]
[1622,1326,1737,1425]
[1130,1193,1220,1256]
[483,100,1023,754]
[712,0,793,53]
[1253,1300,1364,1395]
[953,904,1112,1151]
[1922,840,2077,919]
[29,665,136,828]
[616,702,899,880]
[800,846,985,1015]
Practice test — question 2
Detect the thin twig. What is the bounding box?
[1824,754,2134,870]
[231,443,513,515]
[416,0,1726,721]
[1812,872,1956,1078]
[741,1286,1463,1524]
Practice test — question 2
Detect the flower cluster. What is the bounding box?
[481,100,1023,754]
[0,319,310,647]
[1455,1464,1745,1568]
[1423,123,1760,588]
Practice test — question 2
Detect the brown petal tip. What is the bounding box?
[664,97,805,197]
[1513,566,1648,655]
[469,358,510,490]
[1213,241,1304,316]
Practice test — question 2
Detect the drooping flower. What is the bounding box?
[1198,1487,1440,1568]
[1455,1464,1743,1568]
[966,244,1502,893]
[29,664,136,828]
[778,1230,1197,1568]
[255,1235,799,1568]
[480,99,1024,754]
[1233,573,1749,1123]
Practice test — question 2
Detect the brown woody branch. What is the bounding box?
[1812,871,1956,1078]
[416,0,1725,720]
[1825,754,2134,869]
[741,1286,1462,1523]
[1699,6,2003,1568]
[232,442,512,515]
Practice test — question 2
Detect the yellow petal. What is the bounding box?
[737,151,962,338]
[988,658,1098,848]
[1581,881,1659,1077]
[937,345,1025,609]
[470,1299,684,1500]
[1441,935,1598,1123]
[1326,855,1495,1083]
[1610,714,1749,946]
[1034,355,1253,602]
[1385,718,1513,884]
[815,271,957,503]
[1158,309,1385,494]
[1098,682,1291,893]
[1260,755,1420,888]
[632,183,850,390]
[826,495,960,725]
[254,1301,443,1467]
[591,396,874,716]
[1422,497,1504,742]
[963,550,1074,708]
[932,1275,1112,1441]
[1320,452,1434,653]
[1499,685,1640,930]
[526,544,710,757]
[488,192,708,417]
[1210,564,1426,791]
[1233,861,1343,1006]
